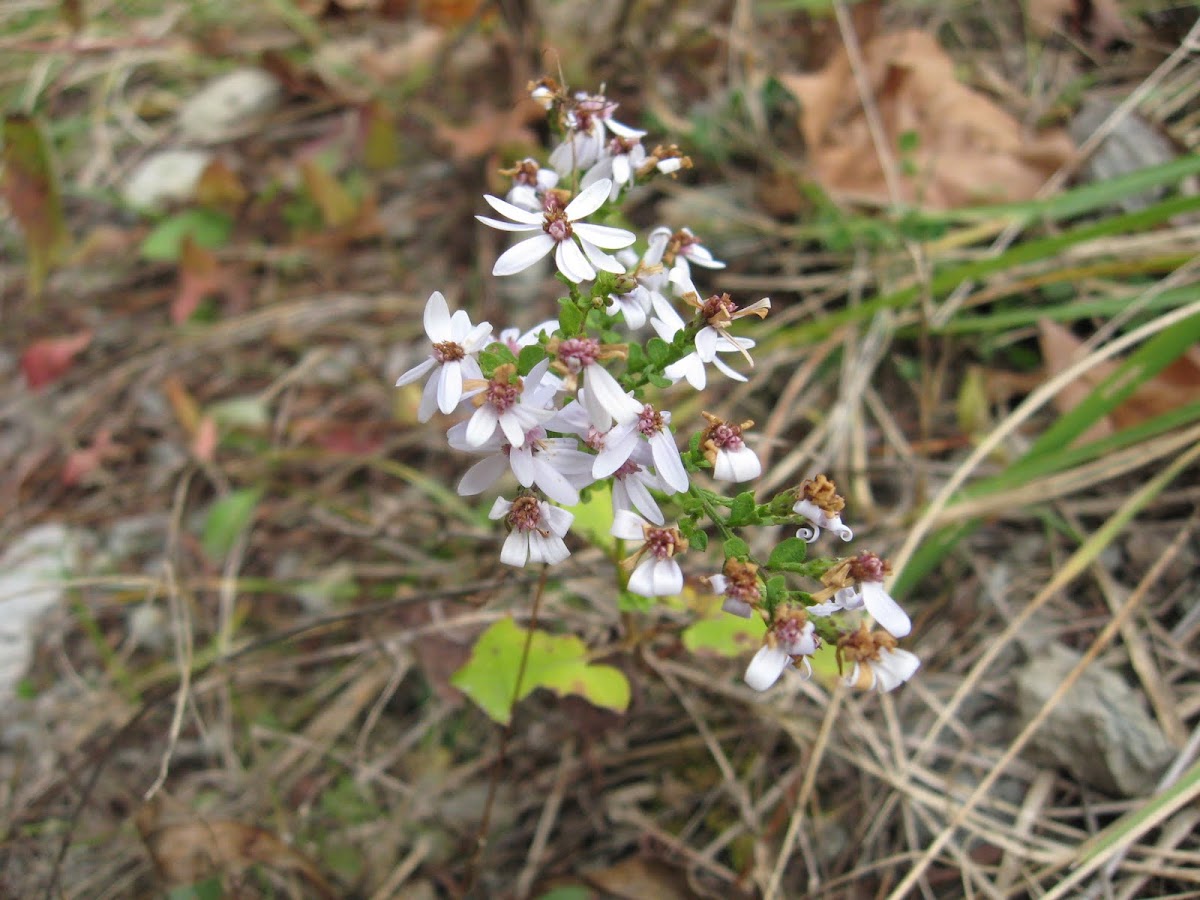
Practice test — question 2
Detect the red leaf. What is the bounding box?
[193,415,219,463]
[21,331,93,390]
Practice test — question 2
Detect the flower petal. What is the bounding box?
[458,454,509,495]
[424,291,451,341]
[585,366,642,428]
[437,361,463,414]
[649,431,689,494]
[540,503,574,537]
[861,581,911,638]
[493,234,556,276]
[578,238,627,274]
[417,367,440,422]
[573,223,636,250]
[610,509,647,541]
[395,356,437,387]
[622,473,664,524]
[555,239,595,283]
[464,405,499,446]
[744,645,791,692]
[482,193,545,224]
[500,532,530,567]
[475,214,542,232]
[564,179,612,219]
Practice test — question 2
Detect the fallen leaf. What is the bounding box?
[194,158,248,210]
[2,115,70,298]
[434,100,542,163]
[1028,0,1130,51]
[62,430,121,486]
[136,797,338,898]
[780,30,1075,210]
[583,856,693,900]
[173,236,247,324]
[20,331,92,390]
[193,415,219,463]
[300,159,358,228]
[360,99,400,171]
[164,374,203,435]
[1038,319,1200,441]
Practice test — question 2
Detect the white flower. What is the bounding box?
[394,291,492,421]
[462,359,556,449]
[700,413,761,482]
[549,92,645,175]
[593,403,688,495]
[553,337,643,430]
[581,136,646,200]
[650,301,755,390]
[498,320,558,356]
[476,180,635,283]
[706,558,761,619]
[816,552,911,638]
[793,497,853,542]
[610,459,665,525]
[605,281,653,329]
[449,423,594,507]
[846,646,921,693]
[611,510,686,597]
[489,495,573,567]
[744,609,818,691]
[650,226,725,282]
[504,158,559,212]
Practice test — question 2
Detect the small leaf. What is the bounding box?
[451,618,630,725]
[689,529,708,551]
[646,338,670,367]
[20,331,92,390]
[518,344,548,376]
[3,115,69,298]
[361,99,400,171]
[558,299,584,336]
[728,491,757,527]
[646,372,673,389]
[202,488,262,560]
[723,537,750,559]
[141,209,233,262]
[765,575,787,604]
[767,537,809,571]
[625,342,646,372]
[299,159,358,229]
[683,611,766,658]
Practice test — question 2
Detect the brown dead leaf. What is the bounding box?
[193,415,219,463]
[194,159,247,210]
[1028,0,1130,51]
[136,797,338,898]
[583,856,693,900]
[780,30,1075,210]
[434,100,542,163]
[20,331,92,390]
[1038,319,1200,442]
[174,236,248,324]
[3,115,70,298]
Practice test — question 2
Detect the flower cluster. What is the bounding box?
[395,78,919,698]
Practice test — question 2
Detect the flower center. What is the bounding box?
[848,551,890,584]
[613,459,642,479]
[432,340,464,363]
[557,337,600,370]
[701,293,737,322]
[507,496,543,532]
[709,422,742,451]
[636,404,664,437]
[545,213,573,243]
[800,474,845,516]
[644,526,684,559]
[773,610,810,649]
[723,559,760,604]
[584,426,606,450]
[485,369,521,411]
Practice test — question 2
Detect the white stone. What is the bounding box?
[0,524,83,701]
[122,149,213,212]
[178,68,283,143]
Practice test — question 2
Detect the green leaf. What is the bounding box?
[208,396,269,430]
[140,209,233,262]
[683,612,766,658]
[765,575,787,604]
[166,878,223,900]
[767,537,809,571]
[618,590,654,612]
[625,341,646,372]
[646,372,673,389]
[723,537,750,559]
[451,618,631,725]
[646,337,670,367]
[2,115,68,299]
[567,482,613,549]
[201,488,261,560]
[518,344,548,376]
[558,299,585,336]
[689,529,708,551]
[728,491,757,527]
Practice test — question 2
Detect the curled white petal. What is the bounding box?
[745,645,792,692]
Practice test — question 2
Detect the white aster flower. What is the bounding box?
[700,413,761,482]
[394,291,492,421]
[744,608,818,691]
[551,336,643,431]
[593,403,688,495]
[549,91,645,175]
[462,359,556,449]
[449,423,594,507]
[839,625,920,693]
[476,180,635,283]
[792,473,854,543]
[650,301,755,390]
[498,320,558,356]
[706,558,761,619]
[610,458,666,525]
[651,226,725,282]
[581,135,647,200]
[504,158,559,212]
[611,510,687,597]
[489,495,573,567]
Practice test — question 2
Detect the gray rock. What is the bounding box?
[178,68,283,143]
[1015,644,1174,796]
[122,149,214,212]
[1069,97,1177,213]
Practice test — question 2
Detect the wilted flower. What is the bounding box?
[700,413,761,482]
[651,226,725,282]
[650,300,755,390]
[793,474,853,542]
[745,606,818,691]
[806,551,911,638]
[838,624,920,693]
[549,91,646,175]
[489,494,573,567]
[706,557,761,618]
[394,291,492,421]
[611,510,687,596]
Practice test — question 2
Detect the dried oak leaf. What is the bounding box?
[1038,318,1200,443]
[434,99,542,163]
[780,30,1075,210]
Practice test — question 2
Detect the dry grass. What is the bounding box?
[2,1,1199,898]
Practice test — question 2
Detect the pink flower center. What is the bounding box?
[644,527,681,559]
[701,293,737,321]
[709,423,743,451]
[507,496,543,532]
[613,459,642,479]
[584,426,606,450]
[637,404,663,437]
[545,214,573,242]
[849,552,889,584]
[432,340,464,363]
[772,612,811,652]
[485,377,520,412]
[557,337,600,370]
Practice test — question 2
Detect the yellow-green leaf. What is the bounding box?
[3,115,69,298]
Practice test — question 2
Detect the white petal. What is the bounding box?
[465,405,499,446]
[592,426,639,478]
[877,649,921,692]
[508,446,536,485]
[540,503,574,537]
[437,361,463,414]
[573,223,636,250]
[578,238,627,274]
[649,431,689,494]
[623,474,664,525]
[722,598,753,618]
[424,291,451,341]
[626,558,658,596]
[664,355,704,390]
[564,179,612,219]
[483,193,545,224]
[715,446,761,483]
[649,557,683,595]
[488,496,512,520]
[494,234,556,276]
[686,246,725,269]
[610,509,647,541]
[498,411,527,448]
[395,356,437,387]
[611,153,631,186]
[500,532,530,567]
[711,355,748,383]
[605,119,646,139]
[475,214,542,232]
[555,239,595,283]
[463,322,494,352]
[861,581,911,638]
[744,645,791,692]
[585,366,642,426]
[458,454,509,496]
[417,367,440,422]
[534,463,580,506]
